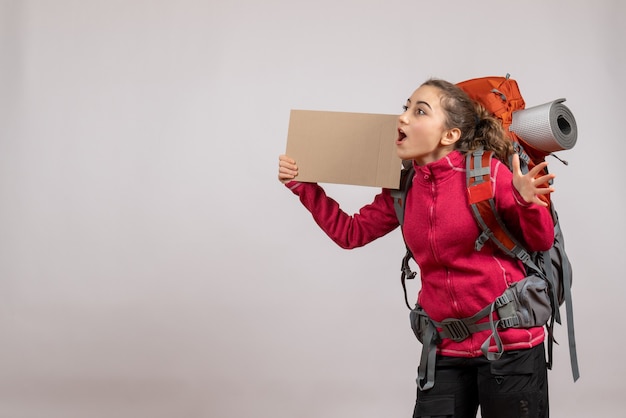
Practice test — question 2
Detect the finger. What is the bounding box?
[279,154,295,164]
[278,164,299,183]
[511,153,521,174]
[279,161,298,172]
[533,173,556,186]
[279,166,296,176]
[279,155,297,170]
[528,161,549,177]
[278,171,295,183]
[534,186,555,196]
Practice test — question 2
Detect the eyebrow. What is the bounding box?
[406,98,432,110]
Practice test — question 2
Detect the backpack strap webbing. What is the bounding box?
[400,250,416,310]
[563,252,580,381]
[390,160,414,225]
[390,161,417,310]
[546,209,580,381]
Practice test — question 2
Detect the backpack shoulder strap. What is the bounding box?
[466,148,541,274]
[390,160,414,225]
[390,160,417,310]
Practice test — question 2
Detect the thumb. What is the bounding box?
[511,153,521,176]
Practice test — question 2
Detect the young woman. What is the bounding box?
[278,78,555,418]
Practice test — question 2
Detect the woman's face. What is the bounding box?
[396,84,457,165]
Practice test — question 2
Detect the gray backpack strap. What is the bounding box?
[542,206,580,381]
[390,160,414,225]
[561,248,579,381]
[416,319,439,391]
[400,250,417,310]
[391,160,417,310]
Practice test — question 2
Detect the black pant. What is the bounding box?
[412,344,548,418]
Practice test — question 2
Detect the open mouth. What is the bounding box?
[397,129,407,142]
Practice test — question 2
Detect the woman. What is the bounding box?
[278,78,555,418]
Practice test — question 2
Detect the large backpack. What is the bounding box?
[391,74,580,386]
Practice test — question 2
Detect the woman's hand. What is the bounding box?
[511,153,555,207]
[278,154,298,184]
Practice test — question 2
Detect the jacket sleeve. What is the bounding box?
[491,160,555,252]
[285,181,400,249]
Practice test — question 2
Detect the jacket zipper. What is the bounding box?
[427,174,461,317]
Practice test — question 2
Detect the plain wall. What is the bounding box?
[0,0,624,417]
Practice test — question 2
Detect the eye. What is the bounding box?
[402,105,409,112]
[416,108,426,115]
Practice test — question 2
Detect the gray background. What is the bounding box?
[0,0,624,417]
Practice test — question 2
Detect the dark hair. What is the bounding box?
[421,78,514,163]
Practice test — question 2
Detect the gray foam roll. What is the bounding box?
[509,98,577,153]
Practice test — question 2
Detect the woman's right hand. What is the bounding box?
[511,153,555,207]
[278,154,298,184]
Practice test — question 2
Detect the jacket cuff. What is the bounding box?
[512,185,532,207]
[285,180,303,193]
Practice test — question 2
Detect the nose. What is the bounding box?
[398,112,409,125]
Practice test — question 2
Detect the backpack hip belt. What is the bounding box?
[410,273,549,391]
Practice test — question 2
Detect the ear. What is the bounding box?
[441,127,461,146]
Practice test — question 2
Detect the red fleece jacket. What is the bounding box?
[286,150,554,357]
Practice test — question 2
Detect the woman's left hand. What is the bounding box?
[511,153,555,207]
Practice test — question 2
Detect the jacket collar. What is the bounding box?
[412,150,465,184]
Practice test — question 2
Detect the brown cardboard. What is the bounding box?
[285,109,402,189]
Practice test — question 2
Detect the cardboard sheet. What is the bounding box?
[285,110,402,189]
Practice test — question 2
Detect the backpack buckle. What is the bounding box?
[440,318,471,342]
[499,316,521,328]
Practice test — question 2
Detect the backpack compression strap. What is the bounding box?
[547,208,580,381]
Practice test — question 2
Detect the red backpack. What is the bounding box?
[391,74,579,386]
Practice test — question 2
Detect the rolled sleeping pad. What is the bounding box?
[509,98,577,153]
